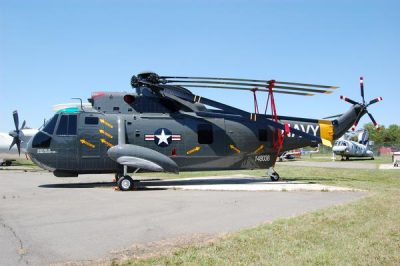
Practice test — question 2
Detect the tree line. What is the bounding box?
[364,123,400,148]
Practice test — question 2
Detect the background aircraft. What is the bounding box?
[0,111,38,165]
[332,129,374,160]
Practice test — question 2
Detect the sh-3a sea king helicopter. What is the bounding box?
[25,73,382,190]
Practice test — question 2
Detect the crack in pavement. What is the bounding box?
[0,217,29,265]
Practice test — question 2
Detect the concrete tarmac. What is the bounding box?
[0,170,365,265]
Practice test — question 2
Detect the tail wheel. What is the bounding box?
[118,176,134,191]
[270,172,280,182]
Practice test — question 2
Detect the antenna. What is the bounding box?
[71,98,85,112]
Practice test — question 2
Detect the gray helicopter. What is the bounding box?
[25,73,382,190]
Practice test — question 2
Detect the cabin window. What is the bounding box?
[43,114,59,135]
[32,132,52,148]
[259,129,268,142]
[56,115,77,136]
[198,124,213,144]
[85,117,99,125]
[113,107,120,111]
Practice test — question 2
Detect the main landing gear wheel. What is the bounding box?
[117,175,140,191]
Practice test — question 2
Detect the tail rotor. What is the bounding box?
[340,77,382,131]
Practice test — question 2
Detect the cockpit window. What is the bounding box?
[43,114,59,134]
[56,115,77,135]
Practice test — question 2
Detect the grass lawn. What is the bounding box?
[122,164,400,265]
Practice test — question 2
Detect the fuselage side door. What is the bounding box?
[78,114,102,171]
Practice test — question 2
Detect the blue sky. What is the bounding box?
[1,0,399,132]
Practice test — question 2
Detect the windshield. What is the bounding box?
[42,114,59,135]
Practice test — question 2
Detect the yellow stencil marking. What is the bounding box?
[99,119,113,128]
[100,138,113,148]
[229,144,241,154]
[253,144,264,154]
[186,146,201,155]
[80,139,95,149]
[99,129,113,139]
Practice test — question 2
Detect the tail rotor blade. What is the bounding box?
[368,97,383,106]
[360,77,365,104]
[340,96,359,105]
[351,111,364,131]
[367,112,379,129]
[12,110,19,131]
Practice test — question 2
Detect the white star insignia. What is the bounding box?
[155,129,171,145]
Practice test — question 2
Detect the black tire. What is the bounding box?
[5,161,12,166]
[117,175,134,191]
[270,172,280,182]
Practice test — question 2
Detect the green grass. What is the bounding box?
[121,164,400,265]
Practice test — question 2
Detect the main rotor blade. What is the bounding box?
[179,85,314,96]
[166,80,330,94]
[161,76,338,89]
[368,97,383,106]
[340,96,359,105]
[12,110,19,131]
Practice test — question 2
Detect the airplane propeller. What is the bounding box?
[9,110,26,155]
[340,77,382,131]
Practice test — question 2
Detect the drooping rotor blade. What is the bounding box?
[13,110,19,131]
[179,85,314,96]
[368,97,383,106]
[367,112,379,128]
[322,114,343,119]
[161,76,339,89]
[136,77,322,143]
[174,92,322,143]
[340,96,359,105]
[360,77,365,104]
[166,80,331,94]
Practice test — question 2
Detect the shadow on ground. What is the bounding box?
[39,176,319,190]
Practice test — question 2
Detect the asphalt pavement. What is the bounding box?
[0,169,365,265]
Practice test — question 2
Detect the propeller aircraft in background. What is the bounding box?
[0,111,38,166]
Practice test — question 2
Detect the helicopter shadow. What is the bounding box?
[39,181,166,191]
